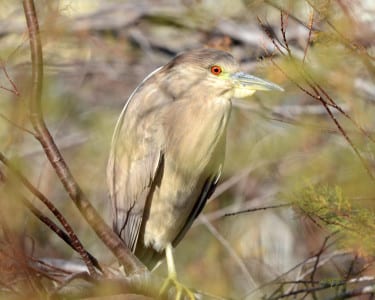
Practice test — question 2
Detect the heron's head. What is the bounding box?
[159,48,283,100]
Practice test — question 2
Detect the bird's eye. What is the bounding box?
[210,65,222,76]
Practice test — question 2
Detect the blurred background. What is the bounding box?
[0,0,374,299]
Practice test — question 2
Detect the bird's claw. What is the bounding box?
[159,275,195,300]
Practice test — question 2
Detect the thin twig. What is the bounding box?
[309,234,333,292]
[280,11,291,56]
[316,83,375,144]
[209,160,269,202]
[264,0,320,31]
[0,60,20,96]
[200,215,257,288]
[21,195,102,271]
[258,14,375,180]
[0,112,36,137]
[224,203,290,217]
[197,191,277,225]
[303,10,314,63]
[246,244,344,298]
[0,152,100,276]
[257,16,286,55]
[310,87,375,180]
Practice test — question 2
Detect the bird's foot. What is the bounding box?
[159,274,195,300]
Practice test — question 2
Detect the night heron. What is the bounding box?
[107,48,283,298]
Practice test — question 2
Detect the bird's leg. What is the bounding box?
[159,243,195,300]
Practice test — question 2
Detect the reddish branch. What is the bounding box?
[22,0,146,275]
[22,194,102,271]
[257,12,375,180]
[0,152,99,275]
[303,11,314,63]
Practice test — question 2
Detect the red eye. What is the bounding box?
[210,65,222,75]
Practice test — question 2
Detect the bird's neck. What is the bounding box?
[163,96,231,173]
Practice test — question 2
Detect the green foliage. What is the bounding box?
[292,183,375,255]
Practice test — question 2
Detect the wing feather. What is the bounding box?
[107,66,171,251]
[172,169,221,247]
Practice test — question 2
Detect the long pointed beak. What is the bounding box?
[231,72,284,92]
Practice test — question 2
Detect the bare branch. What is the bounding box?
[200,215,257,288]
[0,152,99,276]
[280,11,291,56]
[22,0,146,275]
[224,203,290,217]
[303,10,314,63]
[21,195,102,272]
[258,12,375,181]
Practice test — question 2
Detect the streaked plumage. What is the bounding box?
[107,48,282,270]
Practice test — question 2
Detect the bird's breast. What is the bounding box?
[165,96,231,168]
[142,97,231,251]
